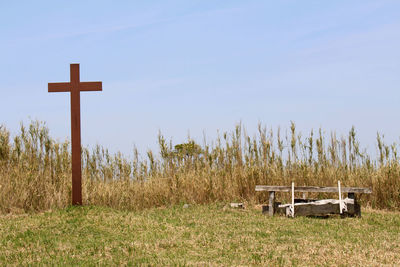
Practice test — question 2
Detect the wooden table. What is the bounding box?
[255,186,372,217]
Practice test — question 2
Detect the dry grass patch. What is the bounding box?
[1,120,400,214]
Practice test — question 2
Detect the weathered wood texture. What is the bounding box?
[262,199,318,215]
[256,185,372,194]
[269,191,275,216]
[278,198,359,217]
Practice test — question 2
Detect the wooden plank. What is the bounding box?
[255,185,372,194]
[279,199,356,217]
[338,181,343,214]
[79,81,102,91]
[291,182,295,217]
[48,82,71,92]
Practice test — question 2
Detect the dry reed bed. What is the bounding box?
[0,120,399,214]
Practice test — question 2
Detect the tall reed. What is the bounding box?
[0,120,399,214]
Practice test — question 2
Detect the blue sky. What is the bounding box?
[1,0,400,155]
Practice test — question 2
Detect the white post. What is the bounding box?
[291,182,295,218]
[338,180,343,214]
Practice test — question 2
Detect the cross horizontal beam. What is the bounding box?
[48,82,102,93]
[48,82,70,92]
[79,82,102,91]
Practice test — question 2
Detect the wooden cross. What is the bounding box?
[48,64,102,205]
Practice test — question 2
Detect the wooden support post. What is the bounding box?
[338,181,343,214]
[348,192,361,217]
[269,191,275,216]
[291,182,295,218]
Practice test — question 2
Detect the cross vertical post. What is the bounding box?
[70,64,82,205]
[48,64,102,205]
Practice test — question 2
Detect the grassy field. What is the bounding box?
[1,121,400,265]
[1,204,399,266]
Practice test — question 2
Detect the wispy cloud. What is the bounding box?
[9,4,241,45]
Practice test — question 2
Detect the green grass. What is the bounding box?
[1,205,399,266]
